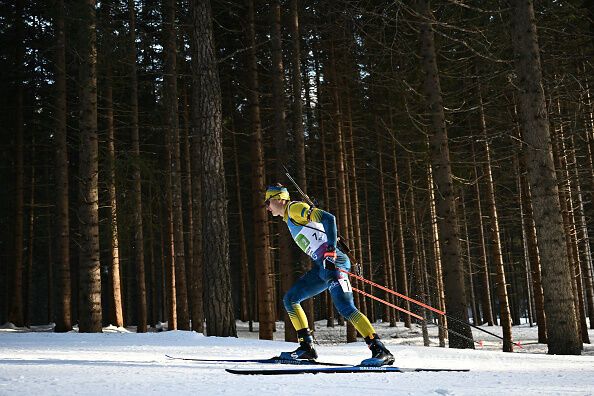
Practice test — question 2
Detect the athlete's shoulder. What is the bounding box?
[287,201,311,221]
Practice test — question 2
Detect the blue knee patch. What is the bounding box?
[283,293,295,311]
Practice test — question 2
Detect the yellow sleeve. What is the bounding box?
[286,201,311,224]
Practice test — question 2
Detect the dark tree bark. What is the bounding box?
[53,0,72,333]
[182,89,202,332]
[392,139,411,328]
[510,0,581,355]
[127,0,147,333]
[100,0,124,329]
[517,144,547,343]
[477,80,513,351]
[78,0,102,333]
[417,0,473,349]
[270,0,296,342]
[289,0,315,335]
[427,163,446,347]
[407,157,429,345]
[8,0,25,328]
[232,127,251,324]
[191,0,236,337]
[471,142,494,326]
[163,0,190,331]
[245,0,274,340]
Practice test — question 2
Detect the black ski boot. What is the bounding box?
[361,334,395,367]
[278,328,318,361]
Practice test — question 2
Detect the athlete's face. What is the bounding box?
[266,198,285,217]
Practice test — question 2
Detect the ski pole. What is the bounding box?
[341,268,523,349]
[352,287,424,321]
[339,268,444,315]
[354,287,481,348]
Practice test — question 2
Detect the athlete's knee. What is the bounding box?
[335,301,358,319]
[283,291,300,312]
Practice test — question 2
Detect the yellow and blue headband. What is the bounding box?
[265,185,290,202]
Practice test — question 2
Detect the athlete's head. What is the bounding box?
[265,184,290,216]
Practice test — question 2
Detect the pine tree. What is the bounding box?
[509,0,581,355]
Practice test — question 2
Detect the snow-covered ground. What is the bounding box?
[1,320,593,395]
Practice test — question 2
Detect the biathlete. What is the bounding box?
[265,184,394,366]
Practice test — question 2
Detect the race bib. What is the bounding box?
[338,277,352,293]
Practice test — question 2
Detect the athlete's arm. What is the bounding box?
[309,208,337,249]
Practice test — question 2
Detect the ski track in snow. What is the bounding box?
[1,321,593,396]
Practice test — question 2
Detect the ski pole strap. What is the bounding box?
[351,287,424,321]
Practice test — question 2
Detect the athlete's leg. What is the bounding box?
[321,265,394,365]
[322,268,376,338]
[280,266,328,360]
[283,266,328,331]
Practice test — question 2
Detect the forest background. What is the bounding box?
[1,0,593,357]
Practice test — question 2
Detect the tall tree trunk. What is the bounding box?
[553,122,590,344]
[127,0,147,333]
[460,190,478,326]
[245,0,274,340]
[289,0,314,335]
[362,167,375,322]
[232,128,251,324]
[551,130,581,334]
[407,157,429,345]
[166,196,177,329]
[105,56,124,329]
[427,163,446,347]
[191,0,236,337]
[329,38,356,342]
[345,93,364,318]
[25,140,35,327]
[472,142,494,326]
[147,184,158,326]
[164,0,190,331]
[515,154,534,327]
[377,129,394,327]
[291,0,306,192]
[582,71,594,330]
[182,89,201,332]
[477,81,513,351]
[417,0,473,349]
[270,0,296,342]
[101,0,124,328]
[315,52,335,328]
[510,0,581,355]
[190,119,204,333]
[53,0,72,333]
[568,133,594,332]
[391,138,411,328]
[78,0,102,333]
[517,143,548,343]
[9,0,25,328]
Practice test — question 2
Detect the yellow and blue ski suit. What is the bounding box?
[282,201,375,338]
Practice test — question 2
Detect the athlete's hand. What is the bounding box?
[323,246,337,269]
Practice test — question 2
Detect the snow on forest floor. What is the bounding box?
[1,319,594,395]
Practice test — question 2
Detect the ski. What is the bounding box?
[226,366,470,375]
[165,355,349,367]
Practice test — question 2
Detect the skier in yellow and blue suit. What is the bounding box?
[265,184,394,366]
